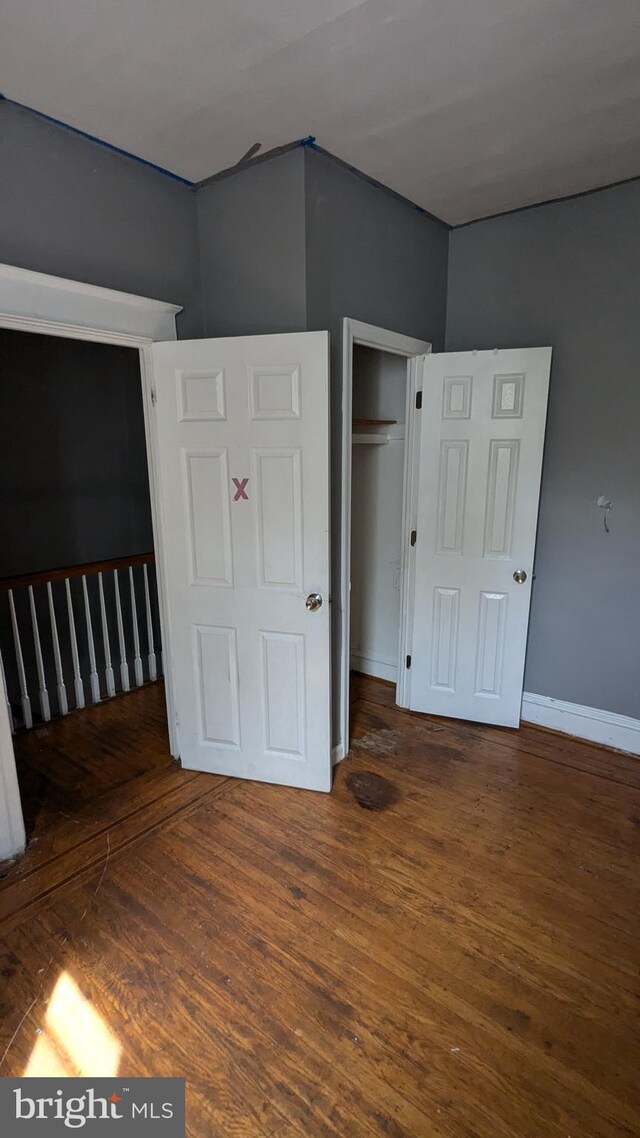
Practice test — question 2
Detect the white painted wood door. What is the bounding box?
[151,332,331,791]
[410,348,552,727]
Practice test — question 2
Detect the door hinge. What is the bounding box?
[406,654,412,669]
[410,529,417,547]
[415,391,422,409]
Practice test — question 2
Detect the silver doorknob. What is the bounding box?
[306,593,323,611]
[513,569,527,584]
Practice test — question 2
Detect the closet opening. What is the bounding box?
[350,345,409,692]
[340,319,431,757]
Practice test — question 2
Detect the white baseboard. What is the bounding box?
[350,652,397,684]
[521,692,640,756]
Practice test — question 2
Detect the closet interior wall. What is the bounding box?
[350,345,408,685]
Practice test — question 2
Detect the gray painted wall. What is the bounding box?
[0,329,152,578]
[0,100,201,336]
[304,147,450,742]
[304,149,449,346]
[197,148,307,337]
[446,179,640,719]
[0,98,199,711]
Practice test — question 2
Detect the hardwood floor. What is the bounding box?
[11,681,174,839]
[1,676,639,1137]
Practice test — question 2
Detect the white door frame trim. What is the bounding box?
[0,262,182,860]
[338,318,431,760]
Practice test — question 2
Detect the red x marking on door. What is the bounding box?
[232,477,249,501]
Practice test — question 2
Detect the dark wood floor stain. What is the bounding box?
[346,769,400,810]
[1,674,639,1138]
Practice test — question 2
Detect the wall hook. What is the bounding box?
[596,495,613,533]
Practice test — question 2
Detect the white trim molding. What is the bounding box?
[0,261,182,861]
[0,263,181,344]
[522,692,640,756]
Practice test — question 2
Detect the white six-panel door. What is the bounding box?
[409,348,552,727]
[151,333,331,791]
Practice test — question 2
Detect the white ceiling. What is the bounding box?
[1,0,639,223]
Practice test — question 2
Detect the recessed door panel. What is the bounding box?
[253,448,303,590]
[442,375,472,419]
[249,364,301,420]
[194,625,240,748]
[430,587,460,692]
[183,449,233,586]
[260,631,305,757]
[493,373,525,419]
[483,440,520,559]
[178,369,226,421]
[474,592,508,698]
[436,440,468,555]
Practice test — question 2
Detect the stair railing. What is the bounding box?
[0,553,162,733]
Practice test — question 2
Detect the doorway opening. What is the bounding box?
[0,327,173,842]
[340,319,431,756]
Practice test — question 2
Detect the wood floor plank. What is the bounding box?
[354,673,640,789]
[9,681,174,838]
[0,678,638,1137]
[0,772,229,933]
[172,788,638,1129]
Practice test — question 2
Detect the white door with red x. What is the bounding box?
[151,333,331,791]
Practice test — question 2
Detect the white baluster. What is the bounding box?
[129,566,144,687]
[46,582,68,716]
[143,563,157,682]
[98,572,116,697]
[8,590,32,729]
[82,575,101,703]
[28,585,50,722]
[65,578,85,710]
[113,570,130,692]
[0,645,14,734]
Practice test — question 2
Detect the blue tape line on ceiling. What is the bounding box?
[0,94,194,187]
[301,135,445,224]
[2,95,442,220]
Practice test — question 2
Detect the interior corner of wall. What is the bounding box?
[302,147,312,330]
[193,191,208,338]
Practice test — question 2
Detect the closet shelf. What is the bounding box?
[352,417,404,445]
[352,418,397,428]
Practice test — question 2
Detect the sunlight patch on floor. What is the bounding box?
[23,972,121,1077]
